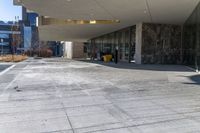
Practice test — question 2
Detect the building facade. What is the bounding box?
[0,23,22,54]
[14,0,200,71]
[22,7,39,50]
[88,26,136,62]
[87,23,182,64]
[22,7,64,57]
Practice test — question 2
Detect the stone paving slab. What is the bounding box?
[0,58,200,133]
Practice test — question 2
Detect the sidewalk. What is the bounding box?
[0,58,200,133]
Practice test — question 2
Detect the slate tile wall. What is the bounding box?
[142,23,182,64]
[183,2,200,70]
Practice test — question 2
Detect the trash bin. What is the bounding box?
[103,55,112,62]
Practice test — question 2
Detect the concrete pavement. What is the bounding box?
[0,58,200,133]
[0,64,12,72]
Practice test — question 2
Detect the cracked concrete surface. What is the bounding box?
[0,58,200,133]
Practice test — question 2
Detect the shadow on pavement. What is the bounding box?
[79,60,193,72]
[183,75,200,85]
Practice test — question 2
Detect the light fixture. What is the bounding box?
[38,16,120,26]
[90,20,97,24]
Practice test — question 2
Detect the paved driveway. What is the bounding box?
[0,58,200,133]
[0,64,11,72]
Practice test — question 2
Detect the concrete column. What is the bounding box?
[63,41,73,59]
[135,23,143,64]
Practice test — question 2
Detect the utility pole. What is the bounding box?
[11,16,20,61]
[11,17,15,61]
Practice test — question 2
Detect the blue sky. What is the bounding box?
[0,0,22,22]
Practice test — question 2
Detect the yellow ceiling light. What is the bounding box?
[38,16,120,26]
[90,20,97,24]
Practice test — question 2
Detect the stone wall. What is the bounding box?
[72,42,84,58]
[141,23,182,64]
[183,2,200,71]
[63,42,84,59]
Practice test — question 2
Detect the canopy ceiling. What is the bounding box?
[19,0,200,41]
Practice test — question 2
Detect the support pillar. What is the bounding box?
[135,23,142,64]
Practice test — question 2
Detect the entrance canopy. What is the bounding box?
[17,0,199,41]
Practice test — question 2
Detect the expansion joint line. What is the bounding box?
[94,0,117,20]
[44,61,75,133]
[61,102,75,133]
[53,82,75,133]
[145,0,153,22]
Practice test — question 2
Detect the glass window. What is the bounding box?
[0,34,9,38]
